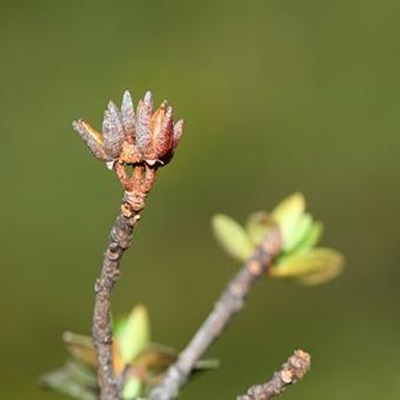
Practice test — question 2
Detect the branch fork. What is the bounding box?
[148,228,282,400]
[73,90,317,400]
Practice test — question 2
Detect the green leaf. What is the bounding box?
[133,343,219,379]
[63,332,96,368]
[193,359,220,371]
[117,304,151,365]
[296,249,344,285]
[64,360,98,388]
[133,343,177,375]
[246,211,277,245]
[285,213,313,253]
[212,214,255,262]
[271,193,305,251]
[188,359,220,383]
[122,376,142,399]
[270,248,344,285]
[40,362,97,400]
[292,221,323,254]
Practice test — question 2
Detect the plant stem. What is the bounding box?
[93,165,157,400]
[237,349,311,400]
[148,228,282,400]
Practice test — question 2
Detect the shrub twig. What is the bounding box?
[148,228,282,400]
[73,89,184,399]
[237,349,311,400]
[93,166,157,400]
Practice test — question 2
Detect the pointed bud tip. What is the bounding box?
[72,118,87,129]
[175,119,184,128]
[107,100,119,112]
[123,89,132,99]
[173,119,185,149]
[72,119,97,140]
[144,90,153,104]
[122,91,133,106]
[166,105,173,117]
[157,101,168,113]
[62,331,73,342]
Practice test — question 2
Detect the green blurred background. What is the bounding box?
[1,0,400,398]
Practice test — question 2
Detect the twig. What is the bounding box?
[237,349,311,400]
[148,228,282,400]
[74,89,184,399]
[93,165,157,400]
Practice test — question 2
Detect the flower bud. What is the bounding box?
[102,101,124,159]
[73,89,184,170]
[72,119,110,161]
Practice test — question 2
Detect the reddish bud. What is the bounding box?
[143,101,174,164]
[156,105,174,160]
[173,119,184,150]
[73,89,184,173]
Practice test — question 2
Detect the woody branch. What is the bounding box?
[149,228,282,400]
[73,90,184,400]
[237,349,311,400]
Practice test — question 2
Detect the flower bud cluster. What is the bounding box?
[73,90,184,169]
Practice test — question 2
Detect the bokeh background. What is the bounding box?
[1,1,400,399]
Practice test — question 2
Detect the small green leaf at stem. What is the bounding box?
[291,220,324,255]
[122,376,142,399]
[246,211,277,246]
[63,332,96,368]
[271,193,305,251]
[270,248,344,285]
[212,214,255,262]
[117,304,151,365]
